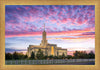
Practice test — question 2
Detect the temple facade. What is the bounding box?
[27,24,67,57]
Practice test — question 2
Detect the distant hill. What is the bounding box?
[5,48,27,53]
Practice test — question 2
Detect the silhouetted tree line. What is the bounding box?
[5,50,95,60]
[67,51,95,59]
[5,52,28,60]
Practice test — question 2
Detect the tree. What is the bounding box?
[53,56,58,59]
[5,53,13,60]
[24,54,28,59]
[30,51,35,59]
[6,52,29,60]
[13,51,19,60]
[58,55,62,59]
[62,53,65,59]
[57,51,59,57]
[18,52,24,59]
[88,51,95,59]
[78,51,88,59]
[44,55,48,59]
[36,49,44,59]
[48,55,53,59]
[73,51,80,59]
[67,55,73,59]
[73,51,94,59]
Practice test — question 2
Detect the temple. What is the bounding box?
[27,24,67,57]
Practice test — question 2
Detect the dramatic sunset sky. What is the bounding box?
[5,5,95,55]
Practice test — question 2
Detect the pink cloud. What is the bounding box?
[5,29,95,38]
[17,8,21,10]
[61,18,67,24]
[5,32,42,38]
[56,23,60,26]
[25,7,29,10]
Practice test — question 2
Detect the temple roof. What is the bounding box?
[47,44,57,46]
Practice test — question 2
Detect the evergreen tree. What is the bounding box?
[62,53,65,59]
[57,51,59,56]
[30,51,35,59]
[36,49,44,59]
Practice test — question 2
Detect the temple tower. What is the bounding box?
[40,23,47,47]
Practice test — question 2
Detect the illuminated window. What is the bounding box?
[51,46,54,55]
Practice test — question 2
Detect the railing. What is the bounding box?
[5,59,95,65]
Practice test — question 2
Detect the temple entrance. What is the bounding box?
[51,46,54,55]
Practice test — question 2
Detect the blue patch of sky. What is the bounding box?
[69,24,87,30]
[5,36,42,49]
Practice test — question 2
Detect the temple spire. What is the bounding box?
[40,23,47,47]
[44,23,45,31]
